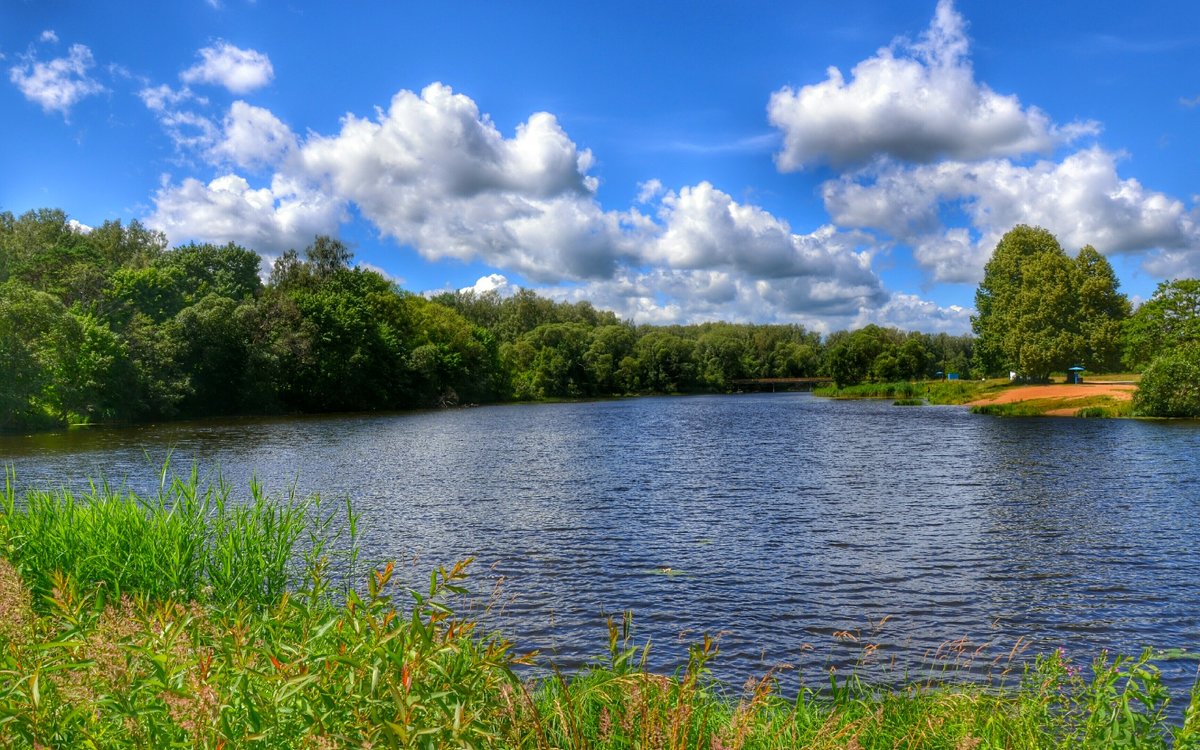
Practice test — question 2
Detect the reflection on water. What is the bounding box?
[3,394,1199,691]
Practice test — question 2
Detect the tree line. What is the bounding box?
[3,210,1198,430]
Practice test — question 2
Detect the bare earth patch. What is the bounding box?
[967,383,1136,415]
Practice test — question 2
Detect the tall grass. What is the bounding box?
[813,381,924,399]
[1,471,1198,747]
[812,379,1001,404]
[0,464,351,607]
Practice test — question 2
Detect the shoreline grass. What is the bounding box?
[970,395,1134,419]
[813,379,1007,405]
[1,473,1198,748]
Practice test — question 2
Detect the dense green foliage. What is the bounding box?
[1133,345,1200,418]
[1,474,1197,748]
[973,226,1130,379]
[821,325,972,386]
[1,208,981,430]
[1123,279,1200,371]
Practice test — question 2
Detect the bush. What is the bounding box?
[1133,346,1200,417]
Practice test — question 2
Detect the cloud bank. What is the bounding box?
[146,80,902,328]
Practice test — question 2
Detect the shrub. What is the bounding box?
[1133,346,1200,417]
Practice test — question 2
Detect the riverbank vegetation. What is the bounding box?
[1,474,1198,748]
[971,395,1134,419]
[813,379,1004,404]
[4,210,1200,429]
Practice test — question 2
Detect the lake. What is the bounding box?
[3,393,1198,691]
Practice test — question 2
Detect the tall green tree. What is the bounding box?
[974,226,1069,378]
[0,283,55,428]
[973,226,1127,379]
[632,331,696,392]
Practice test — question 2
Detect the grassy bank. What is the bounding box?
[813,379,1006,404]
[971,395,1134,418]
[1,474,1198,748]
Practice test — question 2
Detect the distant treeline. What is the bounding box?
[0,209,985,430]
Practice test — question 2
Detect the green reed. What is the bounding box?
[813,381,924,399]
[0,464,333,608]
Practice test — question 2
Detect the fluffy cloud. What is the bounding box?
[648,182,882,285]
[295,83,640,281]
[636,182,892,320]
[137,84,219,156]
[211,101,297,168]
[138,83,203,113]
[181,42,274,94]
[823,147,1200,282]
[460,273,517,296]
[768,0,1097,170]
[148,173,344,253]
[9,42,106,118]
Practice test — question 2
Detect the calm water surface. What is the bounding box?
[3,394,1198,690]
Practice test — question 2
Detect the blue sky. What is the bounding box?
[3,1,1198,333]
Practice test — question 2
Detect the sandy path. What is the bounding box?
[967,383,1136,409]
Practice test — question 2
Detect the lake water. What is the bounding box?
[3,393,1198,692]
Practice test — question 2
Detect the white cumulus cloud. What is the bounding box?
[853,293,973,333]
[148,173,344,253]
[648,182,883,289]
[138,83,202,113]
[823,147,1200,283]
[181,41,274,94]
[545,265,899,332]
[768,0,1097,170]
[212,101,297,168]
[9,42,106,118]
[295,83,639,282]
[137,84,219,156]
[460,273,517,296]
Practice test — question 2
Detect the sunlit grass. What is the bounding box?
[0,464,353,608]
